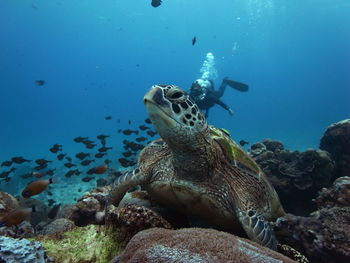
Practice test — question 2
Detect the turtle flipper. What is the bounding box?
[108,168,149,206]
[238,209,277,250]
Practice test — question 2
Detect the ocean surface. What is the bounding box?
[0,0,349,200]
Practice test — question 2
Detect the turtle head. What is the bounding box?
[144,85,208,150]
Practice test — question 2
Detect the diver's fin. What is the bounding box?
[224,78,249,92]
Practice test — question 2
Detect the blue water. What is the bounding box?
[1,1,349,198]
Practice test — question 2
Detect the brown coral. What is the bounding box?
[107,204,173,245]
[117,227,297,263]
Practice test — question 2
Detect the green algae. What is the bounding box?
[33,225,123,263]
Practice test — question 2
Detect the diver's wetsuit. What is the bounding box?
[189,78,235,118]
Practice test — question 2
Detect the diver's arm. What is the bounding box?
[215,99,234,116]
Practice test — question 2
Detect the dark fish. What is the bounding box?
[97,134,110,140]
[85,143,97,149]
[128,120,131,125]
[35,80,45,86]
[100,139,106,146]
[34,164,47,171]
[81,159,95,166]
[145,118,152,124]
[96,178,108,187]
[82,176,94,182]
[239,140,250,146]
[0,168,16,178]
[87,165,107,175]
[33,172,44,178]
[136,137,147,142]
[105,116,112,120]
[11,156,31,164]
[123,129,138,135]
[95,153,107,158]
[117,129,122,133]
[65,156,72,162]
[57,153,66,161]
[104,159,111,165]
[75,152,90,160]
[20,172,33,179]
[0,207,35,227]
[47,191,53,196]
[74,136,88,143]
[22,178,53,197]
[49,144,62,153]
[35,158,52,165]
[118,158,136,168]
[45,169,56,176]
[151,0,162,7]
[122,151,133,158]
[139,125,150,131]
[47,204,61,219]
[146,130,157,137]
[64,163,76,168]
[65,170,76,178]
[98,146,112,153]
[192,36,196,45]
[1,160,13,167]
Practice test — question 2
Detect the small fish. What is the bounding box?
[97,134,110,140]
[85,143,97,149]
[34,164,47,171]
[105,116,112,120]
[11,156,31,164]
[57,153,67,161]
[104,159,111,165]
[192,36,197,45]
[145,118,152,124]
[118,158,136,168]
[20,172,33,179]
[151,0,162,7]
[22,178,53,197]
[74,136,89,143]
[0,207,35,227]
[1,160,13,167]
[64,163,76,168]
[82,176,94,182]
[239,140,250,146]
[35,158,52,165]
[47,199,56,207]
[47,204,61,219]
[75,152,90,160]
[98,146,112,153]
[45,169,56,176]
[35,80,45,86]
[128,120,131,125]
[139,125,150,131]
[122,151,133,158]
[66,156,72,162]
[123,129,138,135]
[49,144,62,153]
[65,170,76,178]
[81,159,95,166]
[33,172,44,178]
[146,130,157,137]
[136,136,147,142]
[95,153,107,158]
[87,165,108,175]
[0,168,16,178]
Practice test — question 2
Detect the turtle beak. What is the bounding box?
[144,85,168,107]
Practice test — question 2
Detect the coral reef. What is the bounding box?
[36,218,75,235]
[34,224,122,263]
[320,119,350,178]
[249,139,335,215]
[0,220,35,238]
[314,176,350,209]
[69,185,111,226]
[0,235,48,263]
[274,207,350,263]
[116,227,297,263]
[0,191,19,217]
[107,204,173,245]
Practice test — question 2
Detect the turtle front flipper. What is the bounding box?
[108,168,149,207]
[238,209,277,250]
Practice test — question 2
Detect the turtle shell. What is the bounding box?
[209,126,262,175]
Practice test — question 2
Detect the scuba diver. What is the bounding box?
[189,77,249,118]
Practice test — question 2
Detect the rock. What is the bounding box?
[69,185,111,226]
[34,224,123,263]
[274,207,350,263]
[37,218,75,235]
[117,227,297,263]
[0,191,19,217]
[320,119,350,178]
[250,140,335,215]
[0,220,35,238]
[314,176,350,208]
[107,204,173,245]
[0,236,47,263]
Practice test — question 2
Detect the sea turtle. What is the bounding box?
[109,85,285,250]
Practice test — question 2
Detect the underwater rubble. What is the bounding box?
[0,119,349,263]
